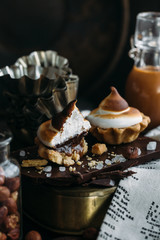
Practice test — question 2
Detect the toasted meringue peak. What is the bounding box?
[99,87,129,111]
[37,101,91,147]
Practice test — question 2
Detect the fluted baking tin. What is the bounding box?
[0,51,79,145]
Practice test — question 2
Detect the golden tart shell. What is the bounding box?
[89,113,150,145]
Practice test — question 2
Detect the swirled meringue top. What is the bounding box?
[87,87,143,128]
[37,100,91,147]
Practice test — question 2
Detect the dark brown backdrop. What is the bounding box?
[0,0,160,109]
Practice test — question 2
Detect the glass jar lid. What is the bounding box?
[134,12,160,51]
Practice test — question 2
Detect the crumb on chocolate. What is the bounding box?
[69,166,76,172]
[21,159,48,167]
[76,161,82,166]
[91,143,107,155]
[63,156,75,166]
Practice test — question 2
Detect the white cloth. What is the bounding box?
[97,167,160,240]
[97,126,160,240]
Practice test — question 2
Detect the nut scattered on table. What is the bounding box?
[126,146,139,159]
[25,230,42,240]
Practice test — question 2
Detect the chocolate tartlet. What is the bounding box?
[87,87,150,144]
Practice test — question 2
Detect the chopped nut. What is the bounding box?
[63,156,75,167]
[21,159,48,167]
[69,166,76,172]
[35,166,44,170]
[72,151,80,161]
[69,166,73,172]
[86,156,92,161]
[76,161,82,166]
[88,160,97,168]
[91,143,107,155]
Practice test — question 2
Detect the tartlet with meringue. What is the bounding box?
[87,87,150,144]
[35,100,91,166]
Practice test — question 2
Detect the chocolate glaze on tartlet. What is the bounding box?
[12,136,160,187]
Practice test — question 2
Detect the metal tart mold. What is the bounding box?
[0,51,79,146]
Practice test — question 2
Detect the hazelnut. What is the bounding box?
[0,232,7,240]
[126,146,139,159]
[25,230,42,240]
[3,198,17,214]
[10,192,18,203]
[3,214,19,231]
[0,206,8,225]
[0,186,10,202]
[5,177,20,192]
[7,228,20,240]
[0,167,5,186]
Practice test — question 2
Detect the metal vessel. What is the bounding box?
[22,180,116,235]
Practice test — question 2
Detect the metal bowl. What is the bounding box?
[22,180,116,235]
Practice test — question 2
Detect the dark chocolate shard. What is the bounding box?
[89,178,116,187]
[51,100,77,131]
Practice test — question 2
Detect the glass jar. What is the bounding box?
[0,130,22,240]
[125,12,160,129]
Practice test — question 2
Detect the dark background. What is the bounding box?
[0,1,160,239]
[0,0,160,110]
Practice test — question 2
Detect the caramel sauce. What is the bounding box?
[125,66,160,129]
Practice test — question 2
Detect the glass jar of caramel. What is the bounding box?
[0,130,22,240]
[125,12,160,129]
